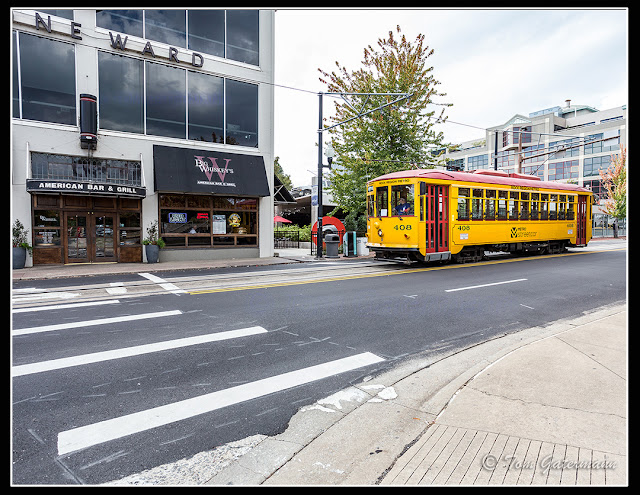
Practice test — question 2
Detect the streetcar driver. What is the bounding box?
[395,197,412,215]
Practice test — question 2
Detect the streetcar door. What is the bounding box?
[424,184,449,253]
[577,195,587,245]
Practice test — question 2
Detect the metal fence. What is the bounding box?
[310,229,345,255]
[274,229,300,249]
[592,214,626,238]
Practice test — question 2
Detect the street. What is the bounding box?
[12,245,626,484]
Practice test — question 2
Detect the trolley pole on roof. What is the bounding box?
[315,90,413,259]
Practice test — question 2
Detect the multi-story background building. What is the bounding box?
[442,100,626,235]
[12,9,275,266]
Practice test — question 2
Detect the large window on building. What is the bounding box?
[584,155,612,177]
[549,138,580,158]
[145,61,186,139]
[188,10,225,57]
[548,160,578,181]
[145,9,186,46]
[31,152,142,186]
[226,79,258,147]
[96,10,259,66]
[15,32,76,125]
[98,52,258,146]
[188,71,224,142]
[467,154,488,170]
[585,131,620,154]
[96,10,143,37]
[226,10,259,65]
[159,194,258,247]
[98,51,144,133]
[12,32,19,118]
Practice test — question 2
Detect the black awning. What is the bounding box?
[153,145,270,197]
[274,175,296,204]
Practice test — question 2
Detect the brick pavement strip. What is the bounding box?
[380,423,625,485]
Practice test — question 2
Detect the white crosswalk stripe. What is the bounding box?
[12,299,121,313]
[12,310,182,336]
[12,326,268,377]
[12,300,385,461]
[139,272,186,294]
[57,352,385,455]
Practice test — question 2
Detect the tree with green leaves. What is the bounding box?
[318,25,452,217]
[274,156,293,190]
[599,144,626,237]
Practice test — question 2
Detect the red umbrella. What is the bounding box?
[274,215,292,223]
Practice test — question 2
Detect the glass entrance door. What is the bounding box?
[66,213,89,262]
[65,212,116,263]
[94,215,115,260]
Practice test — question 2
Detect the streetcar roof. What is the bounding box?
[368,169,591,193]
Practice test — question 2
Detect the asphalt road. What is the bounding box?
[11,247,626,485]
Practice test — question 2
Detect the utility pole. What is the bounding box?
[315,91,413,259]
[494,130,499,170]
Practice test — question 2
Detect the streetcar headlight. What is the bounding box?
[378,228,383,237]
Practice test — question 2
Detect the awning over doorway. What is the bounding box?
[153,145,270,197]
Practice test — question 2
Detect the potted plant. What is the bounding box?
[12,219,32,269]
[142,220,165,263]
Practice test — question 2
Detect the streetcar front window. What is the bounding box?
[367,194,375,217]
[391,184,414,216]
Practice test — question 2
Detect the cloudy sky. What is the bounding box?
[272,8,628,187]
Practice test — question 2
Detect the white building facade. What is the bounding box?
[12,9,276,267]
[443,101,626,229]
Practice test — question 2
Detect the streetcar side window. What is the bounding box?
[485,190,496,220]
[376,186,388,217]
[541,194,549,220]
[497,190,508,220]
[549,194,558,220]
[472,189,483,220]
[457,187,470,220]
[509,191,519,220]
[520,192,530,220]
[530,193,539,220]
[391,184,414,216]
[567,195,575,220]
[559,195,567,220]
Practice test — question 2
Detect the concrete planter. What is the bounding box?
[13,247,26,269]
[145,244,160,263]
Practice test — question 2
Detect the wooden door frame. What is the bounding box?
[63,211,117,263]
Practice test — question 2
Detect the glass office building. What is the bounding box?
[12,9,275,266]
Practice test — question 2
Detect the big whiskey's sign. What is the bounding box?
[153,145,270,197]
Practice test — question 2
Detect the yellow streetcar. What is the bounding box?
[366,169,593,263]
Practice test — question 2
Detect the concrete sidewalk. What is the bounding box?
[11,248,337,281]
[207,303,627,486]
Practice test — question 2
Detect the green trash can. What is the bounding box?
[343,231,357,257]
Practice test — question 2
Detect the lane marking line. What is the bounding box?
[56,352,385,455]
[12,310,182,337]
[445,278,528,292]
[12,326,268,377]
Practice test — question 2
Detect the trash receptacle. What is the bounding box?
[343,231,357,257]
[324,233,340,258]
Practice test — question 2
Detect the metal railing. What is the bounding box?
[311,229,345,255]
[274,229,300,249]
